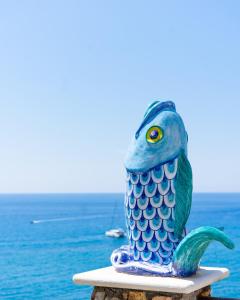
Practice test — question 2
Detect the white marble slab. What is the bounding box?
[73,266,229,294]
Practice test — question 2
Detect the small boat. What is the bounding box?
[105,228,125,238]
[30,220,40,224]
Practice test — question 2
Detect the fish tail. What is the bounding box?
[173,226,234,276]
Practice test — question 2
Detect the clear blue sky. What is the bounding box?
[0,1,239,193]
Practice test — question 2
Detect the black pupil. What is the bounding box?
[150,129,158,139]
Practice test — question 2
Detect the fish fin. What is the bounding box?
[174,150,193,238]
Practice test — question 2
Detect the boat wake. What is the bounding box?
[30,215,105,224]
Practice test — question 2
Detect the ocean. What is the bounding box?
[0,193,239,299]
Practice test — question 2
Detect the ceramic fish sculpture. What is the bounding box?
[111,101,234,277]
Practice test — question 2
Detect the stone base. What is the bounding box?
[73,266,229,294]
[91,286,211,300]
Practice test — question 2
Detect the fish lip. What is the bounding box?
[125,157,177,175]
[125,167,148,175]
[126,162,161,175]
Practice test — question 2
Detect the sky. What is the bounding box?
[0,1,239,193]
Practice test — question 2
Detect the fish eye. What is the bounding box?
[146,126,164,144]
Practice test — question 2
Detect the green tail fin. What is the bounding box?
[173,226,234,276]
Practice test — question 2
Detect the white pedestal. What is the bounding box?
[73,266,229,294]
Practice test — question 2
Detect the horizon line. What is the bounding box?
[0,192,239,195]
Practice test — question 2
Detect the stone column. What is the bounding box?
[91,285,211,300]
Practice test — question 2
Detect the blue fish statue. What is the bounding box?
[111,101,234,277]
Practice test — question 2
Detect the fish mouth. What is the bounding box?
[125,167,151,175]
[126,157,178,175]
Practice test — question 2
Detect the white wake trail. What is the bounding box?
[30,215,105,224]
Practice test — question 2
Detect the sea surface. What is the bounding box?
[0,193,239,299]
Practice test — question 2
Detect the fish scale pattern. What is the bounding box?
[125,157,185,266]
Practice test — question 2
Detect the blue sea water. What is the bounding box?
[0,193,239,299]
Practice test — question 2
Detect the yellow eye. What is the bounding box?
[146,126,164,144]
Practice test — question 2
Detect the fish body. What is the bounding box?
[125,157,183,271]
[111,101,234,277]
